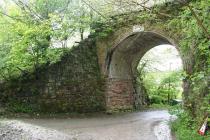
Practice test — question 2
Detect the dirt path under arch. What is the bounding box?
[0,110,176,140]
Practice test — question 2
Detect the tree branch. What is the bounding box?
[0,11,27,23]
[129,0,173,18]
[187,4,210,39]
[81,0,108,19]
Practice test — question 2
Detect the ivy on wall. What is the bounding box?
[92,0,209,120]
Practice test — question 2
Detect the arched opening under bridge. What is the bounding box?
[105,31,183,111]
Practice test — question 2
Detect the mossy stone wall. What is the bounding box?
[0,38,106,113]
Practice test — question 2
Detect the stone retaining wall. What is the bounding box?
[106,79,134,111]
[0,39,106,113]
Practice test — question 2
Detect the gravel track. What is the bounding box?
[0,110,175,140]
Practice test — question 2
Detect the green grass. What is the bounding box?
[6,100,38,113]
[169,106,210,140]
[148,103,172,109]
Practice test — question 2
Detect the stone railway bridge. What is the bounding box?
[0,1,195,112]
[98,30,179,111]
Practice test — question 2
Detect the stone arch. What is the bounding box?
[99,31,183,111]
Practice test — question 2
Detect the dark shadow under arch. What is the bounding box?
[105,31,183,111]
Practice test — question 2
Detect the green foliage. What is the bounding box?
[134,1,210,138]
[167,0,210,65]
[0,0,208,120]
[165,0,209,120]
[0,0,95,81]
[170,106,210,140]
[0,16,58,79]
[33,0,70,19]
[141,71,183,104]
[0,3,52,80]
[91,20,114,38]
[149,103,171,109]
[6,100,40,113]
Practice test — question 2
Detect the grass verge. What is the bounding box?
[169,105,210,140]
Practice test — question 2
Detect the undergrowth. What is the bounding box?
[169,105,210,140]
